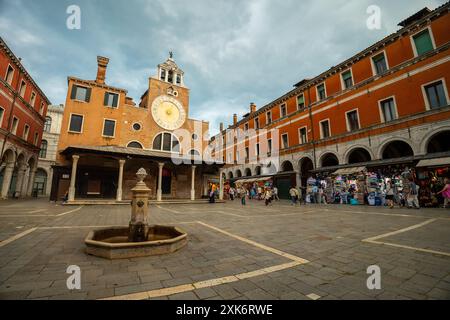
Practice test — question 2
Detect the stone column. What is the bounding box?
[21,165,30,197]
[0,163,14,199]
[191,165,196,201]
[26,167,37,197]
[156,162,164,202]
[219,170,224,200]
[68,155,80,202]
[116,159,126,201]
[15,164,27,198]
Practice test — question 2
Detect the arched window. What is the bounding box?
[39,140,48,158]
[44,116,52,132]
[127,141,143,149]
[153,133,180,152]
[189,149,200,156]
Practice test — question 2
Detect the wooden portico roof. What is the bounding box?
[60,145,225,167]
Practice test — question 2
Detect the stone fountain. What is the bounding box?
[85,168,188,259]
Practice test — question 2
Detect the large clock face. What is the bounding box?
[151,95,186,130]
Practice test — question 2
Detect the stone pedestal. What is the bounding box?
[128,168,151,242]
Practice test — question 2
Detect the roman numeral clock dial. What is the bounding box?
[151,95,186,131]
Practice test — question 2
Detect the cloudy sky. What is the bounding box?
[0,0,446,134]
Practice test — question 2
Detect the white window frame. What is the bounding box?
[319,119,331,139]
[30,91,36,107]
[72,84,89,103]
[340,68,354,90]
[254,117,260,129]
[0,106,4,127]
[280,104,287,118]
[126,140,144,149]
[410,26,436,58]
[23,124,30,140]
[298,126,308,144]
[378,96,399,123]
[102,118,116,138]
[370,50,390,76]
[297,93,305,110]
[34,132,39,145]
[68,113,84,134]
[39,102,45,115]
[11,116,19,135]
[281,133,289,149]
[105,91,120,109]
[236,151,240,162]
[345,109,361,132]
[421,77,450,111]
[316,82,327,101]
[19,80,26,98]
[5,64,14,86]
[266,111,272,124]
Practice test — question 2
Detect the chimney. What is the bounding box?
[250,102,257,113]
[233,114,238,125]
[96,56,109,84]
[220,122,224,132]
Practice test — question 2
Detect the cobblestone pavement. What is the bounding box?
[0,198,449,300]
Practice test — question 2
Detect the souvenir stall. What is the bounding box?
[306,176,317,203]
[416,157,450,207]
[331,167,367,205]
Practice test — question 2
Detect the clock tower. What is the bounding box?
[145,53,190,132]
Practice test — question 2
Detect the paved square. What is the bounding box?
[0,199,449,300]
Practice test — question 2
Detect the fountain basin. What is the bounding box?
[85,225,188,259]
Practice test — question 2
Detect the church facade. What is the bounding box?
[50,55,222,203]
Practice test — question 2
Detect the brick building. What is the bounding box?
[0,37,51,199]
[213,5,450,200]
[51,55,222,203]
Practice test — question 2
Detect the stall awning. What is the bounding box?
[234,176,272,184]
[332,166,366,176]
[416,157,450,168]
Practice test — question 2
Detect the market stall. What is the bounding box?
[416,157,450,207]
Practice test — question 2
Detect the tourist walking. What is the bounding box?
[273,186,280,201]
[385,180,395,209]
[407,180,420,209]
[264,188,273,206]
[229,187,235,201]
[289,186,299,205]
[437,178,450,208]
[312,184,319,204]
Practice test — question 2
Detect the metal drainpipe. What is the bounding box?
[307,86,317,170]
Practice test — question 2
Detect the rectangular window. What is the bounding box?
[341,70,353,89]
[413,29,434,56]
[5,65,14,85]
[244,123,249,131]
[266,111,272,124]
[320,120,330,139]
[30,92,36,107]
[256,143,260,156]
[11,117,19,134]
[268,139,272,154]
[280,104,287,118]
[245,147,249,160]
[69,114,83,133]
[424,80,447,109]
[39,103,45,115]
[254,117,260,129]
[281,133,289,149]
[380,98,397,122]
[176,74,181,85]
[160,69,166,81]
[299,127,307,144]
[104,92,119,108]
[372,53,388,75]
[103,119,116,137]
[19,80,26,98]
[317,83,326,100]
[23,124,30,140]
[0,107,4,127]
[297,94,305,110]
[34,132,39,145]
[71,85,91,102]
[346,110,360,131]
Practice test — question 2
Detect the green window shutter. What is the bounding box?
[85,88,92,102]
[113,93,118,108]
[414,30,433,56]
[103,92,109,106]
[70,85,77,100]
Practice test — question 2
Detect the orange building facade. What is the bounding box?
[213,5,450,200]
[51,56,221,203]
